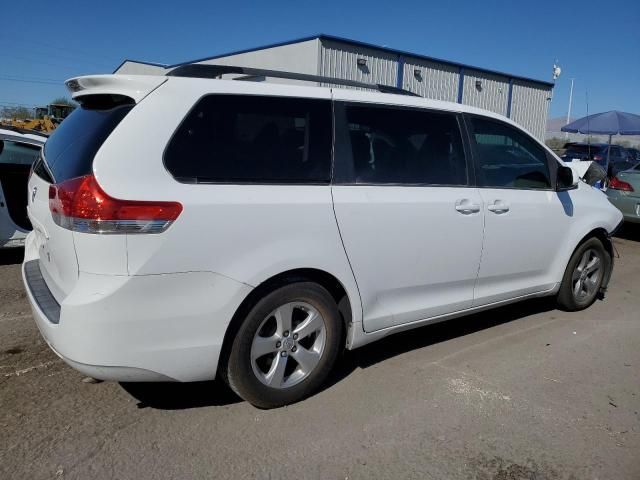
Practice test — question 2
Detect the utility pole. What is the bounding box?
[565,78,574,139]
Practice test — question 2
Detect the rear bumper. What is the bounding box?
[22,234,252,382]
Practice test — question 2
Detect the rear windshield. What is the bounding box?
[42,101,132,182]
[564,145,605,156]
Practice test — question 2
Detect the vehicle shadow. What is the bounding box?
[0,247,24,266]
[121,297,556,410]
[614,222,640,242]
[322,297,556,392]
[120,378,242,410]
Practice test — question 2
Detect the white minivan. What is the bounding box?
[23,66,623,408]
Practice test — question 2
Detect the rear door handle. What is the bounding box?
[455,199,481,214]
[487,200,510,214]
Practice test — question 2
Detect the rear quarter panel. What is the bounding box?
[91,78,363,328]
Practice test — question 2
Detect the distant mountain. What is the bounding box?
[547,116,574,133]
[546,116,640,146]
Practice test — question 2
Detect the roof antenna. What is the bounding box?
[565,78,574,139]
[585,90,592,160]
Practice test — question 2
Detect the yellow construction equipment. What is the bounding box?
[1,103,75,134]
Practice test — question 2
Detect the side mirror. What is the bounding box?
[556,165,578,191]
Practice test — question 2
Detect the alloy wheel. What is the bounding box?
[250,302,327,389]
[571,248,602,301]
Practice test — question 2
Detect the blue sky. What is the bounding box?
[2,0,638,119]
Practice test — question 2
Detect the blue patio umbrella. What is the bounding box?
[561,111,640,173]
[561,110,640,135]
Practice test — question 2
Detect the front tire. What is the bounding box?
[557,237,610,311]
[224,282,342,408]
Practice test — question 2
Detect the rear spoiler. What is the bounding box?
[65,75,167,103]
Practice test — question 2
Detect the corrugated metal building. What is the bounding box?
[115,34,554,140]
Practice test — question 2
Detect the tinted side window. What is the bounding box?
[470,117,551,190]
[164,95,332,184]
[0,141,41,166]
[342,104,467,185]
[611,146,623,160]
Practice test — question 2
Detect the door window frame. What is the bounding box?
[463,113,558,192]
[332,101,475,187]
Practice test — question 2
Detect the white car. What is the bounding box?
[22,67,623,408]
[0,128,45,249]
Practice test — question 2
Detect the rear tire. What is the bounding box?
[224,282,341,409]
[557,237,610,311]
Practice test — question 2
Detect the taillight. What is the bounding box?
[49,174,182,234]
[593,155,603,161]
[609,176,634,192]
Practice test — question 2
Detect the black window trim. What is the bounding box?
[463,113,556,192]
[32,151,55,184]
[331,100,474,188]
[161,93,334,186]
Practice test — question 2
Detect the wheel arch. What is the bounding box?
[218,268,354,377]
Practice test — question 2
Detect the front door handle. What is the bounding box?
[455,199,481,214]
[487,200,510,214]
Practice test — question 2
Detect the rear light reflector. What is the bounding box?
[609,176,634,192]
[49,174,182,234]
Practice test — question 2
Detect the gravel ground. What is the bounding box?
[1,229,639,480]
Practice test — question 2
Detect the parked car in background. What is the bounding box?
[609,148,637,178]
[561,142,632,177]
[607,163,640,224]
[0,128,45,248]
[626,148,640,163]
[22,70,622,408]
